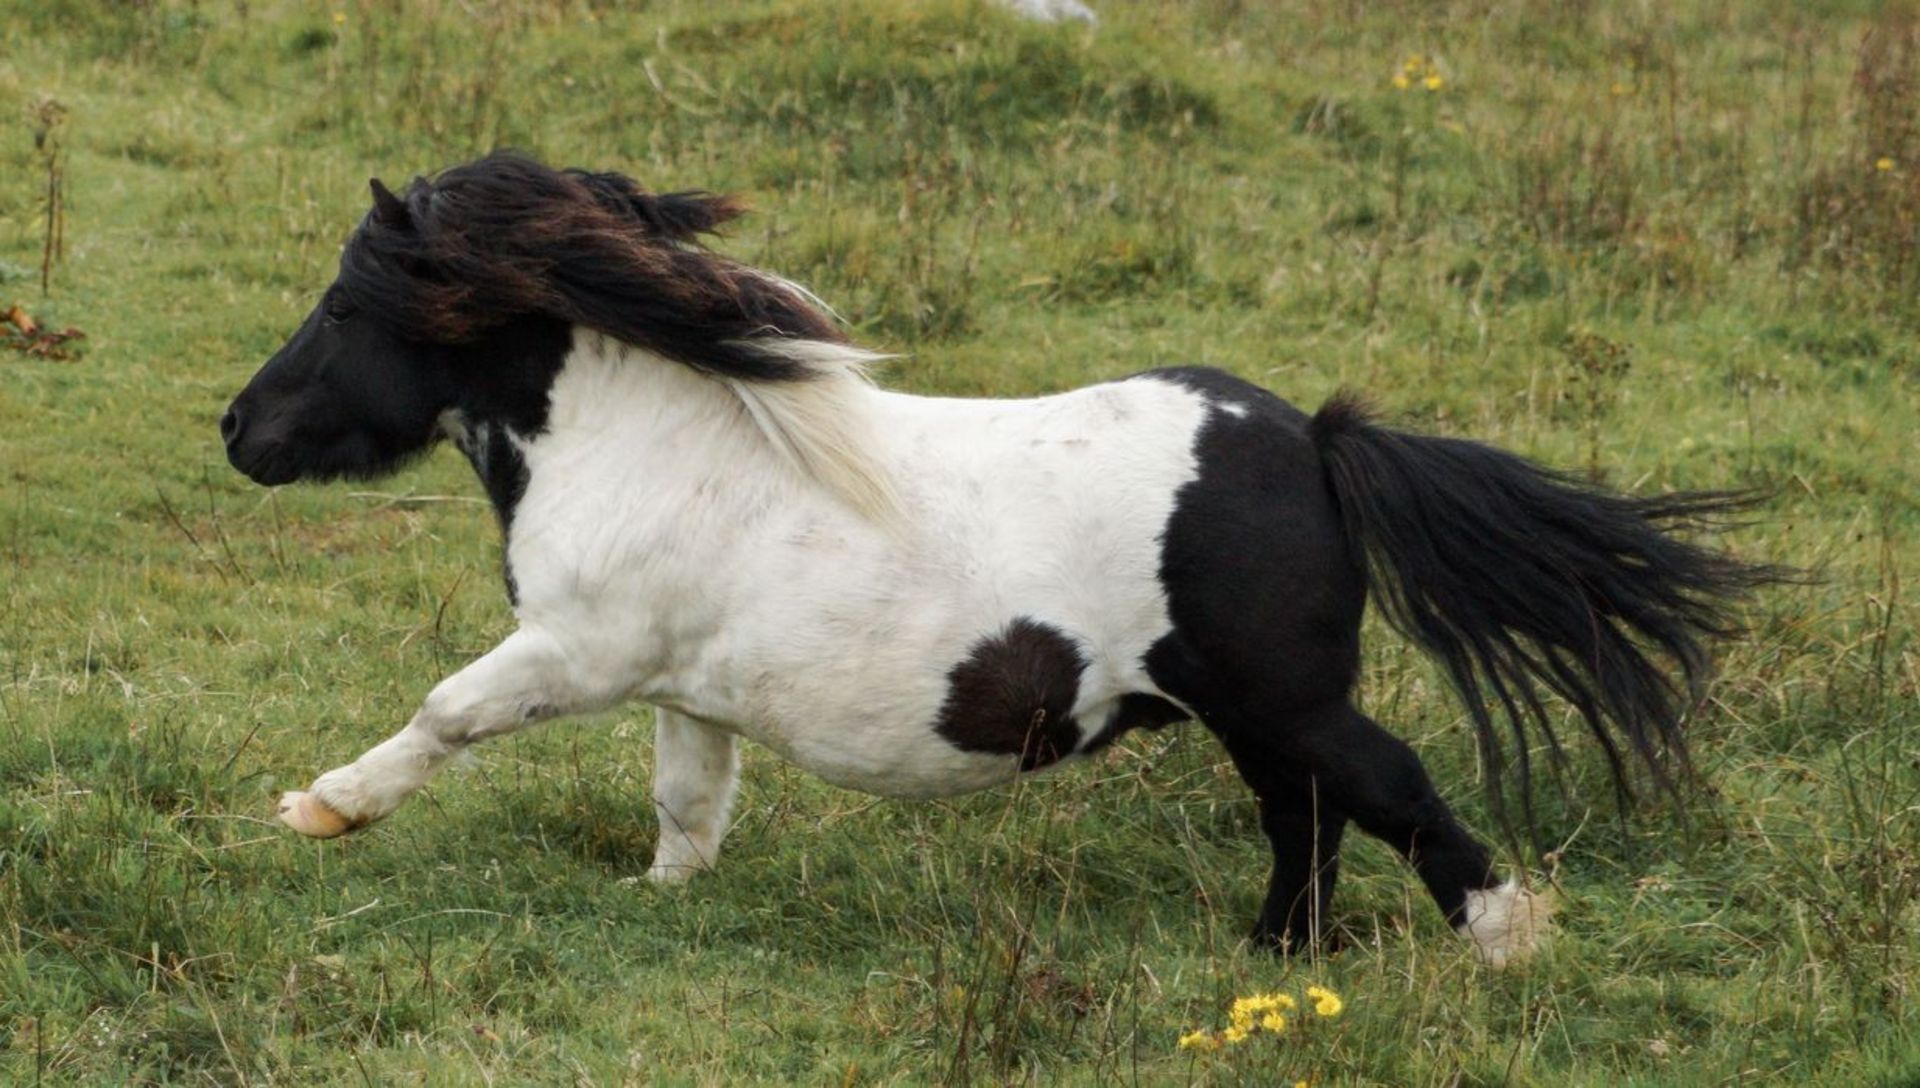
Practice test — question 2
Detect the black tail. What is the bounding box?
[1309,392,1783,828]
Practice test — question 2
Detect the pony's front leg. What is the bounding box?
[278,628,613,838]
[646,710,740,883]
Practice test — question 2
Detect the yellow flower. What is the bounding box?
[1391,73,1411,90]
[331,11,345,23]
[1230,992,1295,1024]
[1611,81,1629,96]
[1188,990,1318,1050]
[1306,985,1344,1018]
[1178,1029,1219,1051]
[1424,74,1445,91]
[1404,56,1424,73]
[1876,157,1896,172]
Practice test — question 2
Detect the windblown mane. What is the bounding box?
[341,152,899,519]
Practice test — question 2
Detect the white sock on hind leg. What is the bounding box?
[1460,879,1554,968]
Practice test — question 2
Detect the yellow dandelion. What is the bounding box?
[1404,56,1424,73]
[1424,74,1445,91]
[1178,1029,1219,1052]
[1260,1011,1288,1033]
[1231,993,1294,1022]
[1876,157,1895,172]
[1306,985,1344,1018]
[1222,1024,1251,1044]
[331,11,345,24]
[1391,73,1411,90]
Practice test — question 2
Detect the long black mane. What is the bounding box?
[339,152,842,381]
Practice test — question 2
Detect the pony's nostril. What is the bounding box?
[220,407,244,446]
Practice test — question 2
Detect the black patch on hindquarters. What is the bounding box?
[936,618,1089,771]
[1131,365,1367,720]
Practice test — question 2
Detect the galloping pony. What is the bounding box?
[222,154,1772,965]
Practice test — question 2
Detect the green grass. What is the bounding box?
[1,0,1916,1083]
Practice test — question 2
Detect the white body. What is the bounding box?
[512,334,1206,796]
[292,332,1209,875]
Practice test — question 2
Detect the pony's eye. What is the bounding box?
[322,290,356,325]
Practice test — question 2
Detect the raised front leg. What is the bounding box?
[646,709,741,882]
[278,627,620,837]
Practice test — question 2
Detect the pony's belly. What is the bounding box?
[740,715,1039,799]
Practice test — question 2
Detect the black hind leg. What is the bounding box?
[1213,741,1348,951]
[1287,700,1548,964]
[1215,700,1549,964]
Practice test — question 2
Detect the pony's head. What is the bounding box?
[221,153,823,486]
[221,181,453,485]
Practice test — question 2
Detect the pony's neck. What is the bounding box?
[437,330,749,555]
[544,331,746,442]
[539,329,902,523]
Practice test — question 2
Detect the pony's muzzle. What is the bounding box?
[219,405,246,449]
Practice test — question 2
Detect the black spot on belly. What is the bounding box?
[936,618,1088,771]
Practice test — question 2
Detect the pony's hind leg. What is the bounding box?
[278,627,619,837]
[1284,699,1551,966]
[646,709,741,883]
[1211,733,1349,951]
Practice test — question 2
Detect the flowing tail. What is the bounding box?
[1309,393,1783,825]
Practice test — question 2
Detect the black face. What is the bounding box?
[222,281,453,486]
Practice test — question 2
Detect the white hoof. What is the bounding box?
[277,791,360,838]
[645,862,702,885]
[1461,880,1554,968]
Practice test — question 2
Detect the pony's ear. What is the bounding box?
[369,178,411,230]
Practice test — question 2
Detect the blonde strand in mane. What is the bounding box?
[723,338,904,524]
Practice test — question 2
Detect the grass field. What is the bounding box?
[2,0,1917,1083]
